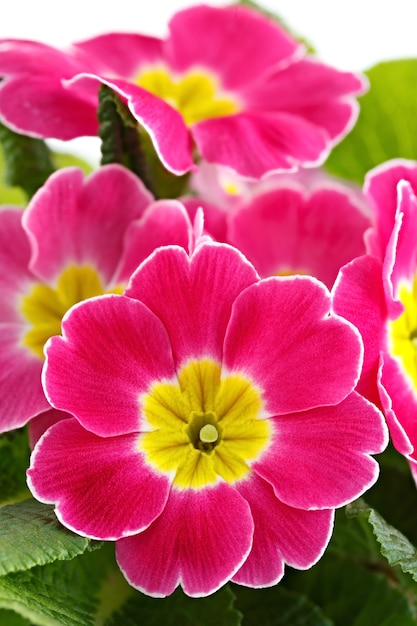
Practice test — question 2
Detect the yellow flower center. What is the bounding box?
[20,265,123,359]
[389,276,417,390]
[139,359,271,489]
[136,67,239,126]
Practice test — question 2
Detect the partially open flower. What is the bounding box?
[0,164,191,432]
[333,160,417,467]
[28,239,387,597]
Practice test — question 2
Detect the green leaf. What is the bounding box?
[0,499,99,576]
[0,123,54,198]
[284,506,417,625]
[233,585,332,626]
[285,553,415,626]
[98,84,189,199]
[51,152,93,175]
[0,545,113,626]
[346,499,417,584]
[104,584,240,626]
[0,608,32,625]
[326,59,417,183]
[364,448,417,547]
[0,429,31,507]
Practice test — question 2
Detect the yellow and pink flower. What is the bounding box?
[0,4,365,178]
[28,236,387,597]
[0,164,192,433]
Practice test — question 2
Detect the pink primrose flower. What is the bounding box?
[28,239,387,597]
[0,5,365,178]
[0,164,192,433]
[333,160,417,468]
[184,164,371,289]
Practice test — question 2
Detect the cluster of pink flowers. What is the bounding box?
[2,2,410,599]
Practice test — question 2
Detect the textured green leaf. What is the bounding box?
[0,429,31,507]
[285,553,415,626]
[0,499,99,576]
[284,506,417,625]
[0,546,112,626]
[347,499,417,583]
[364,448,417,547]
[104,584,240,626]
[233,585,332,626]
[0,123,54,198]
[326,59,417,183]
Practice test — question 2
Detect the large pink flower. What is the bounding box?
[28,238,387,597]
[333,160,417,465]
[0,4,365,178]
[0,164,192,432]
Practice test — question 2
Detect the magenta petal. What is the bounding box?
[233,474,334,587]
[126,243,259,367]
[27,419,170,540]
[245,57,365,142]
[70,74,195,175]
[167,4,300,90]
[229,186,369,288]
[73,33,164,80]
[224,276,363,414]
[364,159,417,258]
[254,392,387,510]
[44,295,176,437]
[116,483,253,597]
[379,354,417,456]
[0,208,33,323]
[388,182,417,296]
[28,408,71,449]
[0,323,50,432]
[23,165,152,284]
[192,112,328,178]
[332,255,387,408]
[116,200,191,282]
[0,75,98,139]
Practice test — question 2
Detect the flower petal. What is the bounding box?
[224,276,363,414]
[0,75,98,139]
[116,482,253,597]
[364,159,417,258]
[126,243,259,367]
[43,294,176,437]
[27,418,170,540]
[69,74,195,176]
[233,474,334,587]
[0,208,34,323]
[73,33,164,80]
[0,323,50,432]
[332,254,387,408]
[166,4,300,90]
[253,392,387,510]
[23,165,152,284]
[116,200,192,282]
[192,111,329,178]
[229,186,369,288]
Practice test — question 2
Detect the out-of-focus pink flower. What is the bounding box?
[184,164,371,289]
[0,4,365,178]
[333,160,417,470]
[0,164,192,432]
[28,239,387,597]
